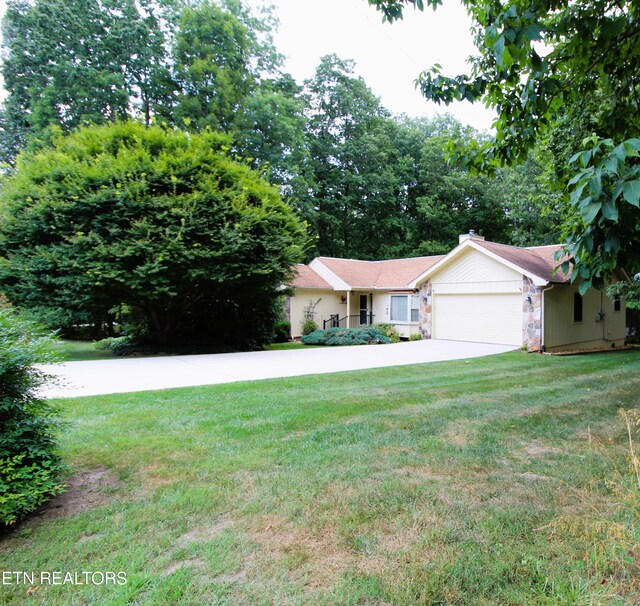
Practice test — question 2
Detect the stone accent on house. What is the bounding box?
[418,281,433,339]
[522,276,542,351]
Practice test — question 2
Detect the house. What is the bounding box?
[289,232,627,351]
[288,255,443,339]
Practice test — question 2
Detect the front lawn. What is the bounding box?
[51,339,314,361]
[1,351,639,605]
[47,339,116,362]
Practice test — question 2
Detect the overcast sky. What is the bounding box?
[0,0,495,131]
[245,0,495,131]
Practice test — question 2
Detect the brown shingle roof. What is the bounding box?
[318,255,444,289]
[474,241,570,283]
[291,264,332,289]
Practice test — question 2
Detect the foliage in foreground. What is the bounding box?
[368,0,640,287]
[0,310,65,528]
[0,121,309,349]
[302,327,391,346]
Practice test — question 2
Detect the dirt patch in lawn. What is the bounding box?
[520,442,564,458]
[175,517,232,548]
[27,467,121,525]
[247,515,353,589]
[162,558,207,577]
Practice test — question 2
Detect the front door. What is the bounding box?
[359,295,369,325]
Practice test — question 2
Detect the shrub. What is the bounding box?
[0,311,65,527]
[273,321,291,343]
[302,319,318,336]
[409,332,422,341]
[0,122,308,350]
[302,327,391,346]
[94,336,136,356]
[374,323,400,343]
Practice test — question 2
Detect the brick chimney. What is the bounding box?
[459,229,485,244]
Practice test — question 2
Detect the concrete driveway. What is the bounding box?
[38,340,515,398]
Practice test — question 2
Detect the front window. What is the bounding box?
[390,294,419,323]
[411,295,419,322]
[390,295,408,322]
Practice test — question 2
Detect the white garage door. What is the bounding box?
[433,293,522,346]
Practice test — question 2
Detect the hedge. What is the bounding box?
[301,327,391,346]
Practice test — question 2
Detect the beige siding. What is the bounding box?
[372,293,389,325]
[290,289,344,338]
[544,284,626,351]
[432,247,522,292]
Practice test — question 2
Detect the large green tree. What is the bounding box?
[368,0,640,291]
[172,1,254,131]
[303,55,406,259]
[232,75,310,199]
[0,0,176,165]
[0,122,308,348]
[0,0,282,165]
[394,115,512,255]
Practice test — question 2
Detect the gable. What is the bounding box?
[431,247,523,284]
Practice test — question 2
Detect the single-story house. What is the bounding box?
[288,231,627,351]
[288,254,443,339]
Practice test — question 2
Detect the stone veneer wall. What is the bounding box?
[418,281,433,339]
[522,277,542,351]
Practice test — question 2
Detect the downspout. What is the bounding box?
[540,284,555,353]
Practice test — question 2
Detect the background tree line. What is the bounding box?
[1,0,561,264]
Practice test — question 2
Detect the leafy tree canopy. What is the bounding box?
[0,122,309,348]
[0,0,281,165]
[368,0,640,293]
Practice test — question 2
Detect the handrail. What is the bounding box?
[323,314,375,329]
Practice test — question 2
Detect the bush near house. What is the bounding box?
[0,311,65,528]
[302,327,391,346]
[374,323,401,343]
[272,321,291,343]
[301,319,318,336]
[409,332,422,341]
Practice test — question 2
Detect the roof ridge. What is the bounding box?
[318,255,443,264]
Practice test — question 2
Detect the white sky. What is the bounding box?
[246,0,495,131]
[0,0,495,131]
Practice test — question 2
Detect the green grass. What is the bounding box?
[1,351,639,605]
[52,339,313,361]
[265,341,319,350]
[48,339,116,362]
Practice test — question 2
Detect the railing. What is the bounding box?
[323,314,375,329]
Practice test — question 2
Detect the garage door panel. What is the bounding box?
[433,293,521,346]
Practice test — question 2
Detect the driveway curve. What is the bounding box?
[38,340,515,398]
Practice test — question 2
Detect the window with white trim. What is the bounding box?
[390,294,420,323]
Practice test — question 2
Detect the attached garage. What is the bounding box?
[415,238,532,348]
[432,292,522,346]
